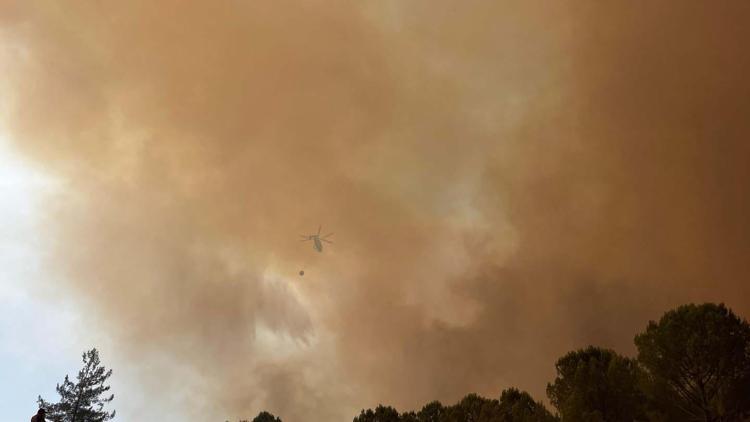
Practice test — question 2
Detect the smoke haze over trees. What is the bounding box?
[231,303,750,421]
[2,0,750,420]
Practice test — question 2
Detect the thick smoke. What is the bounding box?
[1,1,749,420]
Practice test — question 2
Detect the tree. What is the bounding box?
[497,388,558,422]
[252,411,282,422]
[353,392,558,422]
[38,348,115,422]
[400,411,420,422]
[635,303,750,422]
[546,346,646,422]
[353,404,402,422]
[442,393,502,422]
[416,401,447,422]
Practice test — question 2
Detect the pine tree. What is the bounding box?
[38,348,116,422]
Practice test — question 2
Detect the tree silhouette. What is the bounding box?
[498,388,558,422]
[416,401,446,422]
[546,346,646,422]
[352,390,555,422]
[38,348,115,422]
[635,303,750,421]
[443,393,502,421]
[252,410,282,422]
[353,404,402,422]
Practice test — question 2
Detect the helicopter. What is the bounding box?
[300,225,333,252]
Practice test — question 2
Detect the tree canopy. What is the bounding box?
[38,348,115,422]
[635,303,750,421]
[252,410,282,422]
[498,388,557,422]
[546,346,646,422]
[353,404,402,422]
[416,401,447,422]
[353,390,556,422]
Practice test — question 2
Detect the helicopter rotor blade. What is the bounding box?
[321,239,333,244]
[322,233,334,238]
[317,225,321,235]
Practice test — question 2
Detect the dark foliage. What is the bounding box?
[353,404,402,422]
[497,388,557,422]
[353,390,556,422]
[38,348,115,422]
[417,401,447,422]
[252,410,282,422]
[635,303,750,421]
[546,346,646,422]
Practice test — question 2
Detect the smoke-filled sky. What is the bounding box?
[1,1,749,421]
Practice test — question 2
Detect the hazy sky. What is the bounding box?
[1,1,749,421]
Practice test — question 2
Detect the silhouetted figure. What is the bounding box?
[31,408,46,422]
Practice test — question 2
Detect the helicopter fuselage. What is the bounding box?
[300,227,332,252]
[312,237,323,252]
